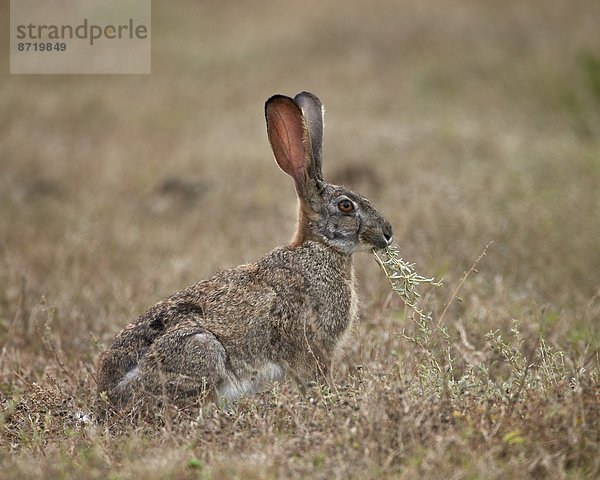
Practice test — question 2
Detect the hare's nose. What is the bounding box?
[382,223,393,245]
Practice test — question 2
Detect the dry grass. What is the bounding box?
[1,0,599,478]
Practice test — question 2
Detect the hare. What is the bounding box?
[96,92,393,406]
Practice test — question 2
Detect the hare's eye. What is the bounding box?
[338,199,355,213]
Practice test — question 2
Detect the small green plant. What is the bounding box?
[373,244,442,316]
[374,244,445,399]
[187,458,203,470]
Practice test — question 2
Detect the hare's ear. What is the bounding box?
[265,95,315,198]
[294,91,324,182]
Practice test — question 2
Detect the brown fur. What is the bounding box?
[96,92,392,406]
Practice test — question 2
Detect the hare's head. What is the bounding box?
[266,92,393,254]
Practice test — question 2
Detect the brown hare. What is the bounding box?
[96,92,393,406]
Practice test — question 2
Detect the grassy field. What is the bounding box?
[1,0,599,478]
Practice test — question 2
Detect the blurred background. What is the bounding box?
[1,0,598,371]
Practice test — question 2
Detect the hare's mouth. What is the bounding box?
[360,232,392,251]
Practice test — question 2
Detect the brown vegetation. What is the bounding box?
[1,0,599,478]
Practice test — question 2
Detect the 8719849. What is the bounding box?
[17,42,67,52]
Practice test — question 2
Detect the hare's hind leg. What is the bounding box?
[138,320,228,402]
